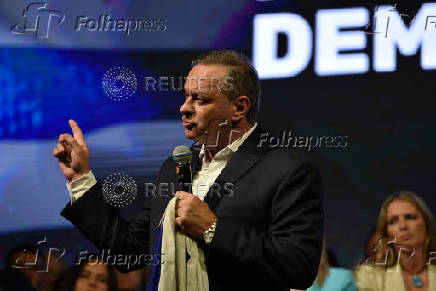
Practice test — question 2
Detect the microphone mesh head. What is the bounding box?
[172,146,192,164]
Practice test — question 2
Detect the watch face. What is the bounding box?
[204,232,213,244]
[204,219,217,244]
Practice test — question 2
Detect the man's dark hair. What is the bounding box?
[192,50,261,125]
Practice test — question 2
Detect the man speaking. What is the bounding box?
[53,50,324,291]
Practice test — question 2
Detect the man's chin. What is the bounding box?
[184,128,205,144]
[184,129,199,141]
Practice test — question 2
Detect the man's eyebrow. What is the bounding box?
[183,88,210,95]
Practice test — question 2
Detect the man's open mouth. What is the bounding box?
[183,121,196,130]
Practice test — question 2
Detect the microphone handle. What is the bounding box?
[176,162,192,193]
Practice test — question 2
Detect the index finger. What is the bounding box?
[69,119,85,145]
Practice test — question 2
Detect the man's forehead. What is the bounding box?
[184,64,228,92]
[189,63,228,78]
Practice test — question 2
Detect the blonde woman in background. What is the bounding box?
[355,190,436,291]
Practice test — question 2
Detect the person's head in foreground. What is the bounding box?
[54,254,117,291]
[376,190,436,267]
[180,50,260,152]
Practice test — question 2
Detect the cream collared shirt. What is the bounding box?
[191,123,257,201]
[355,263,436,291]
[67,123,257,203]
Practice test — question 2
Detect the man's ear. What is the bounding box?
[231,95,250,123]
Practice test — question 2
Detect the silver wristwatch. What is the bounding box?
[204,218,218,245]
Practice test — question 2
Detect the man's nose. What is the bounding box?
[180,98,193,117]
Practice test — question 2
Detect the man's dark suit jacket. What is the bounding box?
[61,125,324,291]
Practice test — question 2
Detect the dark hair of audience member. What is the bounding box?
[53,254,117,291]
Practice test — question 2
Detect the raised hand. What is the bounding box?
[53,119,90,182]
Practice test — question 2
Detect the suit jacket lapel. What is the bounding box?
[203,125,267,212]
[190,145,201,178]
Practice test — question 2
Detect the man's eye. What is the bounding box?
[196,96,208,103]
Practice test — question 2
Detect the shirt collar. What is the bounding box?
[199,122,258,161]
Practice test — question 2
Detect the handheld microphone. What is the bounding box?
[172,146,192,193]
